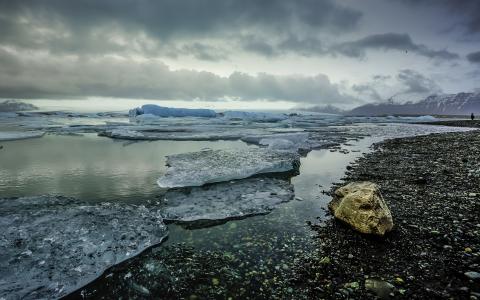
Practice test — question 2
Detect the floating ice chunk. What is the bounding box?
[157,148,300,188]
[100,129,241,141]
[0,131,45,141]
[103,129,146,139]
[261,138,296,150]
[129,105,217,118]
[243,132,309,145]
[162,177,294,225]
[398,115,437,122]
[0,196,167,299]
[222,111,287,122]
[242,132,310,152]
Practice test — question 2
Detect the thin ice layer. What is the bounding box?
[0,196,167,299]
[162,177,294,223]
[157,148,300,188]
[0,131,45,141]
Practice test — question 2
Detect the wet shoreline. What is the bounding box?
[293,131,480,299]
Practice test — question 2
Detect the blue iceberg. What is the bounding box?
[129,105,217,118]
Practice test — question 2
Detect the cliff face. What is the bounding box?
[347,92,480,116]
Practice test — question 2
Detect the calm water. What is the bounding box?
[0,132,376,297]
[0,134,251,203]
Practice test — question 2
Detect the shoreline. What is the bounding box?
[292,130,480,299]
[420,119,480,128]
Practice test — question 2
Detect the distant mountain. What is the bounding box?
[298,104,345,115]
[346,92,480,116]
[0,100,38,112]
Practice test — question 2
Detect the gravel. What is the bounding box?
[292,131,480,299]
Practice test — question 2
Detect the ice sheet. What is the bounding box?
[0,196,168,299]
[0,131,45,141]
[222,111,287,122]
[157,148,300,188]
[162,177,294,225]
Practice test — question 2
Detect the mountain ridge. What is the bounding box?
[300,92,480,116]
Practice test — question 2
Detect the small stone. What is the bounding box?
[468,193,477,197]
[344,281,359,289]
[365,279,394,299]
[347,254,354,259]
[465,247,473,253]
[212,278,220,286]
[465,271,480,280]
[131,283,150,296]
[443,245,453,250]
[319,256,331,264]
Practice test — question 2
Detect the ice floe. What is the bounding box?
[0,131,45,141]
[161,177,294,226]
[129,105,216,119]
[0,196,167,299]
[222,111,287,122]
[100,128,243,141]
[157,148,300,188]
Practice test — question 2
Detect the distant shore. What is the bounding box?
[420,119,480,128]
[293,131,480,299]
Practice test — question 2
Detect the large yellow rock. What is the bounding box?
[329,182,393,236]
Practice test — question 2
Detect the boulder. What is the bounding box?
[329,182,393,235]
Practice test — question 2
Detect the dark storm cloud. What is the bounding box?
[396,0,480,35]
[352,84,383,101]
[240,33,458,61]
[0,0,362,56]
[332,33,459,60]
[180,43,228,62]
[277,36,326,57]
[467,51,480,63]
[0,49,357,105]
[397,69,442,94]
[241,36,278,57]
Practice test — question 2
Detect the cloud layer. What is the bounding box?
[0,0,477,105]
[0,48,357,105]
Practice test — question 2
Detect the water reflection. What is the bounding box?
[0,134,250,203]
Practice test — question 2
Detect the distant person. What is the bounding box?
[471,113,475,121]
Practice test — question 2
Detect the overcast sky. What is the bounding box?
[0,0,479,109]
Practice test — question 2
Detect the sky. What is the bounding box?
[0,0,479,110]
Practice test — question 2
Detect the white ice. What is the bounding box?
[157,148,300,188]
[129,105,216,119]
[0,131,45,141]
[222,111,287,122]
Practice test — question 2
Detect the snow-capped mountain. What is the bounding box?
[347,92,480,116]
